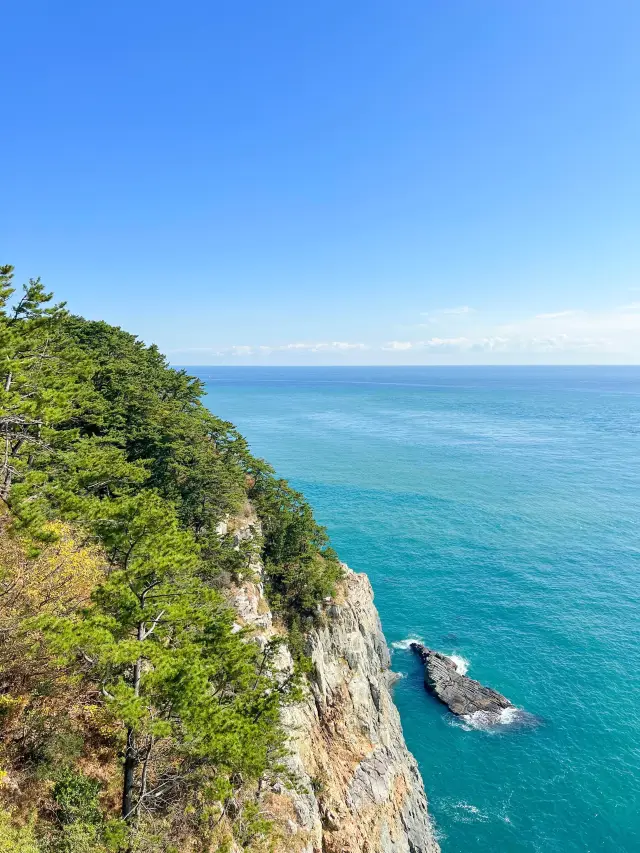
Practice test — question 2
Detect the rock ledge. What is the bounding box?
[410,643,513,718]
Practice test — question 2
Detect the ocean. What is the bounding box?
[189,366,640,853]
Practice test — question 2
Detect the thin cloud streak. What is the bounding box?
[383,335,605,353]
[421,305,475,317]
[534,310,580,319]
[170,303,640,364]
[185,341,370,356]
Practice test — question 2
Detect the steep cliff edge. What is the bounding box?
[0,283,438,853]
[226,510,439,853]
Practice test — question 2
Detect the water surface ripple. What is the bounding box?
[192,366,640,853]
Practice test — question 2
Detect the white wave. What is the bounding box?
[437,796,513,828]
[445,715,471,731]
[498,706,520,725]
[432,825,447,844]
[391,636,422,650]
[390,639,469,679]
[436,799,489,823]
[455,802,487,819]
[462,710,499,729]
[447,654,469,675]
[462,705,520,730]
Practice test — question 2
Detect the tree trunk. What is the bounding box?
[122,726,136,819]
[121,626,144,820]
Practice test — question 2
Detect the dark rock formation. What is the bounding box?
[410,643,513,718]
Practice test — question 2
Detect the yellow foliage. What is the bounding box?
[0,519,108,782]
[0,809,39,853]
[0,521,104,630]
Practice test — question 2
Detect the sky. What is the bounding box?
[3,1,640,365]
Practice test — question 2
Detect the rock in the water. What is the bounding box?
[410,643,513,718]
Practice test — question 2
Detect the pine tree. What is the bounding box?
[0,266,81,516]
[0,265,341,850]
[42,491,296,827]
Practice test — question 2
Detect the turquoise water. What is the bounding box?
[192,366,640,853]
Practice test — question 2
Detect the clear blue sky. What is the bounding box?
[4,1,640,364]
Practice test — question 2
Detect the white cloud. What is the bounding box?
[384,337,492,352]
[383,334,611,354]
[261,341,368,353]
[384,336,508,352]
[422,337,473,350]
[199,341,369,357]
[499,303,640,350]
[384,301,640,359]
[171,302,640,364]
[421,305,475,317]
[382,341,415,351]
[534,310,580,319]
[442,305,474,315]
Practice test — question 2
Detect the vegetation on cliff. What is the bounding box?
[0,265,341,852]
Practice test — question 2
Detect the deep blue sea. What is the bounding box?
[190,366,640,853]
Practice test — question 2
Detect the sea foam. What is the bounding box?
[460,705,530,731]
[391,636,423,650]
[447,654,470,675]
[391,638,470,679]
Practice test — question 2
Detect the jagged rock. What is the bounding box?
[321,805,341,831]
[229,508,440,853]
[280,570,439,852]
[410,643,512,717]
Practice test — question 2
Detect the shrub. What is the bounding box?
[0,809,39,853]
[52,769,101,826]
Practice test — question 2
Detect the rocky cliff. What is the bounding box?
[224,508,439,853]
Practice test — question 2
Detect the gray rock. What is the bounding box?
[411,643,512,717]
[227,510,440,853]
[283,569,439,852]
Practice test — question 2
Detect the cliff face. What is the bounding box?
[225,509,439,853]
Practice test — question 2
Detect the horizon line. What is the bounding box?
[169,363,640,368]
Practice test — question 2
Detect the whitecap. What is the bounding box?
[456,802,487,819]
[462,709,505,729]
[498,706,520,725]
[437,800,489,823]
[391,636,423,650]
[461,705,533,731]
[447,653,469,675]
[445,715,470,730]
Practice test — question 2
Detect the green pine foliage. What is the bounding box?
[0,266,342,851]
[250,474,342,630]
[0,265,86,524]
